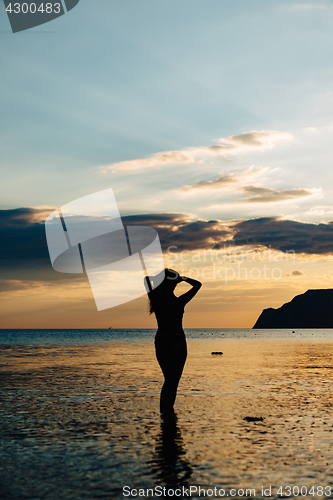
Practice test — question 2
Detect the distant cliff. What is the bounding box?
[253,289,333,329]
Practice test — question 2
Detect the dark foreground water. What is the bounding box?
[2,329,333,499]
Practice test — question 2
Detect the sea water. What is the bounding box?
[2,329,333,499]
[1,328,333,344]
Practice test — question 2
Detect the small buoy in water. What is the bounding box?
[211,351,223,355]
[243,416,264,422]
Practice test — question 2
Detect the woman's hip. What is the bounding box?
[154,333,187,359]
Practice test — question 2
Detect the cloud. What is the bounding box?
[0,208,53,267]
[230,217,333,255]
[303,127,319,132]
[285,270,305,277]
[4,208,333,289]
[306,206,333,216]
[179,173,238,191]
[0,207,51,226]
[291,270,304,276]
[125,214,333,256]
[175,167,314,204]
[122,214,233,252]
[102,150,196,172]
[242,186,313,203]
[0,208,86,285]
[177,166,265,192]
[219,130,293,150]
[101,130,293,172]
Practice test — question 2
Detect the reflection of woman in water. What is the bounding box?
[152,411,193,486]
[145,269,202,414]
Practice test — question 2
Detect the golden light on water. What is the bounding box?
[2,336,333,495]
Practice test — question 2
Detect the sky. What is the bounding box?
[1,0,333,328]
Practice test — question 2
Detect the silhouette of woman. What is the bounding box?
[145,269,202,414]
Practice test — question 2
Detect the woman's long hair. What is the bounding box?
[146,269,179,315]
[148,294,155,315]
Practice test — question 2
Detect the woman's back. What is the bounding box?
[153,295,184,334]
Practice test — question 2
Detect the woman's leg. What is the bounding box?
[155,338,187,413]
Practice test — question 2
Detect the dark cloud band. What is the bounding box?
[1,209,333,282]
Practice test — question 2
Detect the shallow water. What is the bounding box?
[2,330,333,499]
[1,328,333,344]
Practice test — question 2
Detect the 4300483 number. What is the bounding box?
[5,3,61,14]
[277,485,332,496]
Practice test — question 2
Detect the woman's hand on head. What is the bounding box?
[181,276,202,288]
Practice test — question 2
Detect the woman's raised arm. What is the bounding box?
[177,276,202,306]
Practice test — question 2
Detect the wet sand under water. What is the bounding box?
[2,338,333,499]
